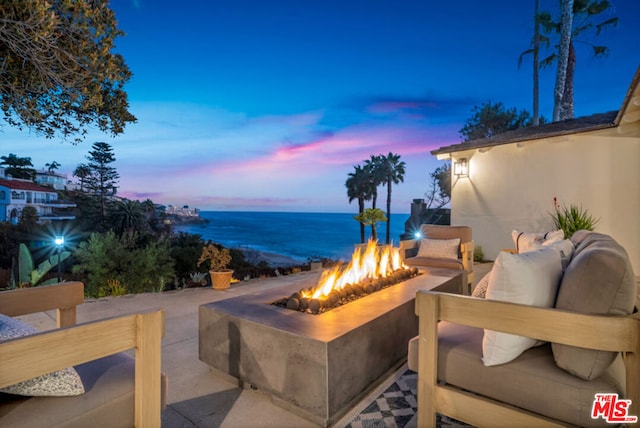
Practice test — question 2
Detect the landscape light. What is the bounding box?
[414,231,422,239]
[54,236,64,282]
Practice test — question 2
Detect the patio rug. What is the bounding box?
[335,363,472,428]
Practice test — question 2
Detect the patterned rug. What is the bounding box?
[334,364,472,428]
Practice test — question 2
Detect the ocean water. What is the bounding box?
[174,211,410,262]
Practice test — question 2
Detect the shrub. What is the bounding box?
[72,231,175,297]
[550,197,599,239]
[473,245,484,262]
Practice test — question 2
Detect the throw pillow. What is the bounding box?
[511,229,564,253]
[417,237,460,260]
[482,248,563,366]
[528,239,575,270]
[553,233,637,380]
[0,314,85,396]
[471,270,491,298]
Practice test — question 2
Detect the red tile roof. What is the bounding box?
[0,178,56,192]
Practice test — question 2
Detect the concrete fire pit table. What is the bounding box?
[199,268,465,426]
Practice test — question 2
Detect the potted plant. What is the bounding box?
[197,244,234,290]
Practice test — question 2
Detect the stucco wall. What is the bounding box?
[451,126,640,276]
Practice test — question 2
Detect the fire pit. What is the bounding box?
[199,265,465,426]
[273,241,420,314]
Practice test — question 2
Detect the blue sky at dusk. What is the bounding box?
[3,0,639,213]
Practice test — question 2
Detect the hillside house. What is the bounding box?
[0,178,76,223]
[431,67,640,275]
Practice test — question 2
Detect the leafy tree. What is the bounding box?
[0,223,18,269]
[18,206,39,232]
[0,0,136,143]
[424,163,451,219]
[45,161,61,173]
[85,142,119,226]
[538,0,618,121]
[459,101,539,141]
[73,164,91,192]
[354,208,387,242]
[346,165,374,243]
[378,152,406,244]
[72,231,174,297]
[0,153,36,180]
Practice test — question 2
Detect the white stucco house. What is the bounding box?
[431,67,640,276]
[0,178,76,223]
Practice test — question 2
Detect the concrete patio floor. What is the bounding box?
[19,263,493,427]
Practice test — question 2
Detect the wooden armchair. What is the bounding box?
[414,291,640,427]
[0,282,165,427]
[400,224,475,293]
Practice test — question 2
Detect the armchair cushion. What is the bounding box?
[0,314,84,397]
[553,232,637,380]
[436,322,626,428]
[0,353,169,428]
[482,248,563,366]
[416,237,460,260]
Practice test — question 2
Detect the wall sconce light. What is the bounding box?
[453,158,469,177]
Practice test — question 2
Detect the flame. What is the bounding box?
[302,239,407,300]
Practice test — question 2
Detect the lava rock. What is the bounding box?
[286,298,300,310]
[309,299,321,314]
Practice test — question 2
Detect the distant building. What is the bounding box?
[34,169,73,191]
[166,204,200,217]
[0,178,76,224]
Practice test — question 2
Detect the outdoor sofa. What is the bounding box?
[0,281,167,427]
[408,230,639,427]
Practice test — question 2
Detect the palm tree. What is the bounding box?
[110,199,148,236]
[538,0,618,121]
[346,165,373,243]
[45,161,61,173]
[379,152,406,244]
[364,155,385,209]
[73,164,91,192]
[553,0,574,122]
[518,0,543,126]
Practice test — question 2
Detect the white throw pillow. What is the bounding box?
[512,229,564,253]
[416,238,460,260]
[482,248,563,366]
[532,239,575,270]
[0,314,85,396]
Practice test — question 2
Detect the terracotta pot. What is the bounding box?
[209,269,234,290]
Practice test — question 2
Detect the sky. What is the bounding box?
[3,0,639,213]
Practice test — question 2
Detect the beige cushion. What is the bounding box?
[416,238,460,260]
[0,353,168,428]
[403,257,463,271]
[553,232,637,380]
[0,314,84,397]
[482,248,563,366]
[435,322,625,428]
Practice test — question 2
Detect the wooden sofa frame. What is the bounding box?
[415,290,640,427]
[0,281,165,427]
